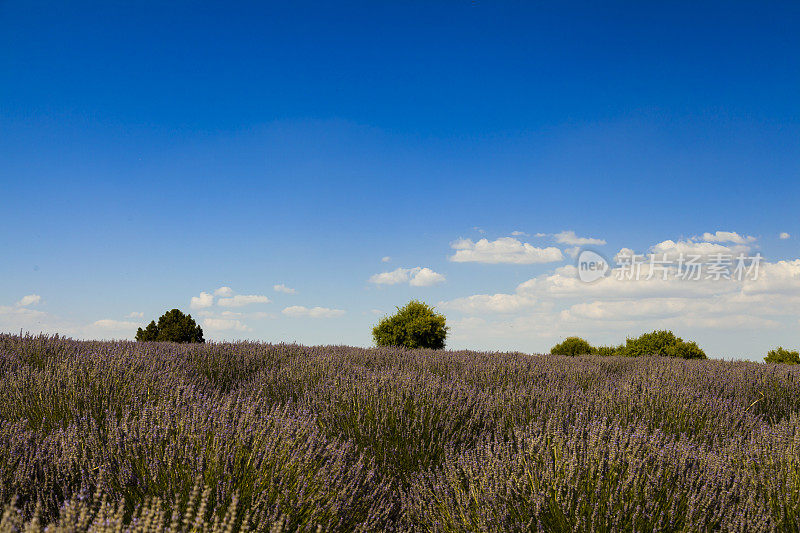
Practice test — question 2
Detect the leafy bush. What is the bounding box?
[765,347,800,364]
[595,344,624,357]
[135,309,204,343]
[619,330,706,359]
[670,340,706,360]
[372,300,448,349]
[550,337,595,356]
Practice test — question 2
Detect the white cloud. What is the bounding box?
[190,292,214,309]
[645,232,756,261]
[78,318,145,339]
[203,318,251,332]
[741,259,800,296]
[440,293,537,314]
[369,267,446,287]
[650,239,750,258]
[0,305,47,321]
[273,284,296,294]
[558,261,795,319]
[381,256,391,263]
[698,231,756,244]
[452,316,488,330]
[517,263,731,300]
[370,267,412,285]
[16,294,41,307]
[282,306,345,318]
[563,299,689,321]
[409,267,446,287]
[441,231,800,358]
[214,286,233,297]
[92,319,142,329]
[670,314,781,330]
[780,232,791,240]
[126,311,144,318]
[554,230,607,246]
[511,230,528,236]
[217,294,270,307]
[449,237,564,264]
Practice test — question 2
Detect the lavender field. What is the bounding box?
[0,334,798,532]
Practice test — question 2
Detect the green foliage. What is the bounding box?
[135,320,159,341]
[548,332,706,359]
[620,330,680,357]
[619,330,706,359]
[550,337,595,356]
[136,309,204,343]
[765,346,800,364]
[372,300,448,349]
[155,309,204,343]
[595,345,624,357]
[670,340,707,360]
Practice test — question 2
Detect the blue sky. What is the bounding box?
[1,1,798,359]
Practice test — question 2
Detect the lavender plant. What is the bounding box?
[0,334,798,531]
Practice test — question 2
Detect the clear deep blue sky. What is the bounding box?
[2,2,798,357]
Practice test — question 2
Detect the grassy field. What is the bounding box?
[0,334,798,532]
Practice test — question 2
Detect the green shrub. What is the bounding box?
[550,337,595,356]
[595,345,624,357]
[620,330,706,359]
[670,340,706,360]
[136,309,204,343]
[764,347,800,364]
[373,300,448,349]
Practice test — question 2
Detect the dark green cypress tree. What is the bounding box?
[135,309,204,343]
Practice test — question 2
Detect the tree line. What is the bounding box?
[135,302,798,363]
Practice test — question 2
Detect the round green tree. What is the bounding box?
[550,336,595,356]
[135,309,204,343]
[373,300,448,349]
